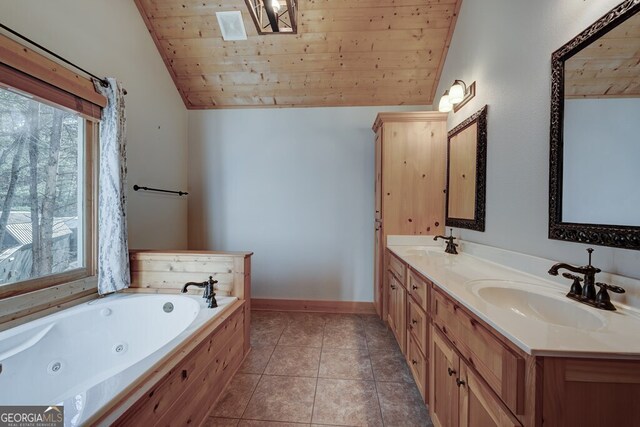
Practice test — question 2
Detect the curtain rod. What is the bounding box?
[0,22,127,95]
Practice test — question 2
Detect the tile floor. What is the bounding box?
[203,311,434,427]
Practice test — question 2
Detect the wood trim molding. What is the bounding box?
[251,298,376,314]
[372,111,449,132]
[0,33,107,108]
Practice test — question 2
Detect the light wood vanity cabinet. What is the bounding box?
[386,249,431,400]
[386,249,640,427]
[372,112,448,318]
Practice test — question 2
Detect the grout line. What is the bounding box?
[364,317,386,427]
[238,312,289,420]
[310,315,325,424]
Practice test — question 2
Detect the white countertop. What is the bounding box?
[388,241,640,358]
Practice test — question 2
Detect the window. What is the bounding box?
[0,86,94,290]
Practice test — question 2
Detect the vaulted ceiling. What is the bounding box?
[134,0,462,109]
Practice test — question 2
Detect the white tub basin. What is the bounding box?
[468,280,606,330]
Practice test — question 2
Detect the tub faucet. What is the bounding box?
[548,248,625,311]
[181,276,218,308]
[434,229,458,254]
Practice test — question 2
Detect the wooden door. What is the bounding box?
[374,128,383,317]
[387,272,397,332]
[430,327,460,427]
[459,363,522,427]
[395,282,407,354]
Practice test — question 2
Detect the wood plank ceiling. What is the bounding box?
[565,11,640,99]
[134,0,462,109]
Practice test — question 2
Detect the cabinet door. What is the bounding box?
[430,327,460,427]
[459,363,522,427]
[374,223,382,317]
[395,281,406,354]
[374,130,383,316]
[387,273,397,332]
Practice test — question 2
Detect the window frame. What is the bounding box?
[0,34,103,301]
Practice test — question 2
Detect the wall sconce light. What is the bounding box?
[438,80,476,113]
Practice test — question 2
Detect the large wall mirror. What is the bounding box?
[446,105,487,231]
[549,0,640,250]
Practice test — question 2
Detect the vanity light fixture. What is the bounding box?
[438,90,453,113]
[438,79,477,113]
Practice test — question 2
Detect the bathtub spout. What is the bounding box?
[181,276,218,309]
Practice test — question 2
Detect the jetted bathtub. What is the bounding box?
[0,293,238,426]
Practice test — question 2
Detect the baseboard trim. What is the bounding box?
[251,298,376,314]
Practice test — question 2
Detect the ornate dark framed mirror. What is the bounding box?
[445,105,488,231]
[549,0,640,250]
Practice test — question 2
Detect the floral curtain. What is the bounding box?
[94,78,130,294]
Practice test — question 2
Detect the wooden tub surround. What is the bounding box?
[384,247,640,427]
[89,250,253,426]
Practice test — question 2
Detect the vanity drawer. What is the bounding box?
[432,288,524,415]
[388,251,406,284]
[408,296,428,357]
[408,332,427,400]
[408,268,430,311]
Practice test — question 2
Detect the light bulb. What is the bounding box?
[271,0,281,12]
[449,81,465,104]
[438,92,453,113]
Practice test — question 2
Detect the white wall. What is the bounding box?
[435,0,640,280]
[188,106,427,301]
[563,98,640,225]
[0,0,189,249]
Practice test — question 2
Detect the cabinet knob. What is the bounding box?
[412,359,418,365]
[411,319,418,325]
[412,285,418,290]
[447,367,456,376]
[456,378,466,387]
[390,285,396,290]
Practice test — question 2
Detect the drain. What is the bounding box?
[163,302,174,313]
[47,361,63,375]
[113,343,128,354]
[100,308,112,317]
[0,363,3,375]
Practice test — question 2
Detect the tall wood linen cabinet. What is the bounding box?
[372,112,448,319]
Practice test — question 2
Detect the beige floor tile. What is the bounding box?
[324,314,364,329]
[278,324,324,347]
[318,348,373,380]
[364,325,400,351]
[240,346,276,374]
[243,375,317,423]
[369,349,414,383]
[322,326,367,349]
[252,322,286,347]
[238,421,309,426]
[376,381,433,426]
[252,311,291,327]
[211,374,261,418]
[265,346,321,377]
[286,312,327,327]
[202,417,240,427]
[312,379,383,426]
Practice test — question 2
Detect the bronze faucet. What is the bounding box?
[434,229,458,255]
[548,248,625,311]
[182,276,219,308]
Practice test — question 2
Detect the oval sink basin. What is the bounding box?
[468,280,606,330]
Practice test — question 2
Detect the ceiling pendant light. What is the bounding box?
[438,90,453,113]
